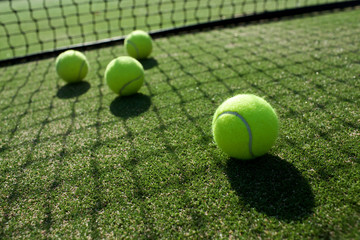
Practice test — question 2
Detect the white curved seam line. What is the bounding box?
[127,40,140,59]
[217,111,254,158]
[77,60,86,81]
[119,75,142,96]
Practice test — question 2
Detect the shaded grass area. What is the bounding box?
[0,9,360,239]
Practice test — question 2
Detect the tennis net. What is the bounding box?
[0,0,357,62]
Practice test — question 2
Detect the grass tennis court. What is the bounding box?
[1,5,360,240]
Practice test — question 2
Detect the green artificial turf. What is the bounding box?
[1,8,360,239]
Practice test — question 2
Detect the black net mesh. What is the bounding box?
[0,0,352,61]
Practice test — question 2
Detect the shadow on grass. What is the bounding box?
[110,93,151,118]
[225,154,314,221]
[139,57,158,70]
[57,81,90,99]
[0,145,8,153]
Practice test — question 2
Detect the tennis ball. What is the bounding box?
[124,30,153,59]
[104,56,144,96]
[55,50,89,83]
[212,94,279,160]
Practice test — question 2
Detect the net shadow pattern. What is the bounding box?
[0,10,359,237]
[0,0,352,61]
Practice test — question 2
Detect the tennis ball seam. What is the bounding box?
[119,74,143,96]
[216,111,255,158]
[76,59,86,81]
[126,39,140,59]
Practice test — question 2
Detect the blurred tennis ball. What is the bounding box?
[55,50,89,83]
[212,94,279,160]
[124,30,153,59]
[104,56,144,96]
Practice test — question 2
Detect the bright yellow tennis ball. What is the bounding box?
[212,94,279,160]
[124,30,153,59]
[55,50,89,83]
[104,56,144,96]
